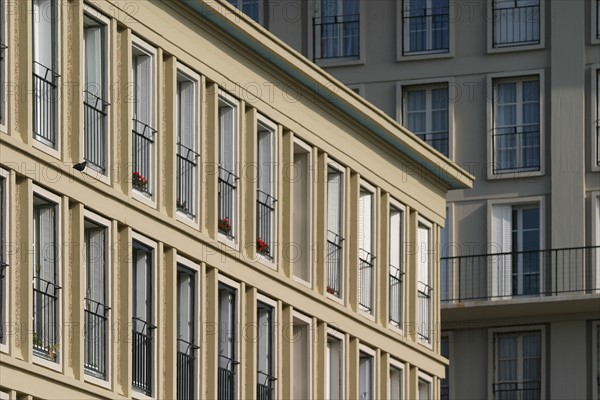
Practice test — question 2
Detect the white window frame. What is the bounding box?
[417,372,433,400]
[31,185,62,372]
[326,327,345,400]
[175,63,201,227]
[417,218,433,348]
[291,138,313,286]
[358,180,376,318]
[486,70,545,180]
[358,345,375,400]
[217,275,241,399]
[487,325,546,400]
[0,0,8,133]
[487,0,545,53]
[389,198,406,333]
[592,66,600,172]
[291,312,313,399]
[0,168,9,354]
[326,159,346,303]
[256,294,278,399]
[389,358,405,400]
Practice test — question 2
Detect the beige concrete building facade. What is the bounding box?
[255,0,600,399]
[0,0,473,399]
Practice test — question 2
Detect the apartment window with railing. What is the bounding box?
[403,84,449,157]
[33,0,60,149]
[402,0,449,55]
[327,165,344,298]
[33,193,61,363]
[0,172,7,348]
[292,315,311,399]
[313,0,360,61]
[131,42,156,198]
[389,204,404,327]
[218,95,239,240]
[326,334,344,400]
[83,13,109,174]
[132,240,156,396]
[358,351,374,400]
[358,186,375,314]
[176,70,199,219]
[389,363,404,399]
[228,0,261,23]
[492,77,540,174]
[292,140,312,283]
[493,331,542,399]
[256,119,276,261]
[0,0,7,127]
[257,301,276,400]
[417,222,432,344]
[493,0,540,48]
[218,282,238,400]
[83,218,109,380]
[177,265,198,399]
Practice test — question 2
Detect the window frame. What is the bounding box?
[487,0,545,53]
[217,275,241,399]
[291,138,313,286]
[291,311,313,399]
[389,358,405,400]
[326,327,345,400]
[326,159,346,303]
[0,168,9,354]
[417,372,433,400]
[592,0,600,45]
[358,180,376,317]
[388,198,406,333]
[358,345,376,400]
[256,294,278,400]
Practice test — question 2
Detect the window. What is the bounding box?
[418,375,432,400]
[256,118,277,261]
[33,0,60,149]
[0,171,7,348]
[492,77,540,174]
[597,0,600,40]
[491,204,540,297]
[83,12,109,174]
[131,41,156,198]
[358,351,374,400]
[596,323,600,400]
[177,265,198,399]
[327,165,344,298]
[83,217,109,380]
[493,0,540,48]
[292,140,312,283]
[440,335,450,400]
[228,0,261,23]
[218,282,238,399]
[389,363,404,400]
[402,0,449,54]
[403,84,449,157]
[417,222,432,344]
[292,314,312,399]
[389,204,404,327]
[326,334,344,400]
[313,0,360,61]
[257,301,276,400]
[493,331,542,399]
[218,94,239,240]
[176,69,199,219]
[596,70,600,167]
[0,0,7,127]
[358,186,375,314]
[33,192,61,363]
[132,239,155,396]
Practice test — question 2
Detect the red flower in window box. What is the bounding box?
[132,171,148,191]
[256,238,270,256]
[218,217,232,234]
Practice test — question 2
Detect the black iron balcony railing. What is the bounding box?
[417,281,432,342]
[257,371,276,400]
[389,266,404,326]
[492,125,540,174]
[33,62,60,148]
[256,190,276,260]
[176,143,199,217]
[326,230,344,297]
[441,246,600,302]
[218,167,238,238]
[402,6,449,54]
[177,338,199,400]
[218,354,238,400]
[32,276,61,360]
[132,317,156,395]
[313,14,360,61]
[493,2,540,47]
[83,91,109,173]
[84,297,110,379]
[132,119,156,196]
[0,262,7,344]
[417,132,449,157]
[358,249,375,313]
[493,381,541,400]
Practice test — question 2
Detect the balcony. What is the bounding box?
[32,276,61,360]
[83,91,109,173]
[84,298,110,379]
[492,125,540,174]
[132,119,156,196]
[257,371,276,400]
[493,381,541,400]
[176,143,199,217]
[493,1,540,47]
[218,355,238,400]
[313,14,360,61]
[441,246,600,303]
[358,249,375,313]
[218,167,238,238]
[389,266,404,326]
[256,190,276,260]
[177,338,199,400]
[326,231,344,297]
[132,317,156,395]
[33,62,60,148]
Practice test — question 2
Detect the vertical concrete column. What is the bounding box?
[6,171,17,356]
[116,225,132,397]
[242,285,257,399]
[280,130,293,279]
[407,209,417,342]
[204,82,219,238]
[379,352,390,399]
[550,321,587,399]
[162,56,176,218]
[68,201,85,381]
[347,336,359,399]
[203,266,219,399]
[155,48,165,212]
[378,192,390,326]
[242,106,257,260]
[315,151,327,295]
[15,0,32,144]
[315,321,327,399]
[280,304,293,398]
[117,29,132,196]
[162,247,177,399]
[66,0,83,165]
[15,177,32,362]
[108,18,119,190]
[109,219,119,389]
[347,172,359,311]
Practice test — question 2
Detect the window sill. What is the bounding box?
[326,291,344,305]
[397,50,452,62]
[32,139,60,160]
[255,252,277,271]
[132,189,156,209]
[132,389,156,400]
[82,166,110,186]
[176,210,199,230]
[487,168,544,181]
[488,42,544,54]
[84,373,111,391]
[32,352,63,373]
[217,232,238,252]
[315,57,364,68]
[358,308,375,322]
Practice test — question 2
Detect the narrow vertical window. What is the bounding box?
[326,335,343,400]
[313,0,360,60]
[493,0,540,47]
[417,223,432,344]
[389,364,404,399]
[389,205,404,327]
[177,266,198,399]
[358,352,373,400]
[327,165,344,297]
[292,141,311,282]
[0,173,7,347]
[218,283,238,399]
[418,376,432,400]
[402,0,449,54]
[257,301,275,399]
[292,316,311,398]
[493,331,541,399]
[358,187,374,313]
[218,96,239,240]
[256,120,276,261]
[32,0,60,148]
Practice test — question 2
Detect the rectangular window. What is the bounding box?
[131,43,156,197]
[596,70,600,167]
[326,335,344,400]
[132,240,155,396]
[218,282,238,399]
[0,172,7,347]
[218,95,239,240]
[228,0,261,23]
[33,193,60,363]
[83,219,109,380]
[257,301,275,399]
[314,0,360,60]
[83,13,109,174]
[403,84,449,157]
[493,0,540,48]
[358,352,374,400]
[389,205,404,327]
[402,0,449,55]
[440,335,450,400]
[418,376,432,400]
[327,165,344,297]
[417,223,432,344]
[389,364,404,400]
[292,141,312,283]
[256,119,276,261]
[358,187,374,313]
[177,266,198,399]
[493,331,542,399]
[176,71,199,219]
[493,77,540,173]
[292,315,311,399]
[32,0,60,148]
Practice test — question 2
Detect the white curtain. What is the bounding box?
[406,90,426,134]
[358,354,372,400]
[417,224,430,287]
[389,208,402,270]
[326,337,342,400]
[177,80,195,150]
[177,268,194,351]
[257,128,273,197]
[327,168,342,239]
[494,0,539,45]
[219,104,235,172]
[358,189,372,255]
[133,52,152,126]
[218,285,236,368]
[84,20,103,98]
[133,245,150,331]
[33,0,55,73]
[85,227,105,305]
[256,304,272,379]
[34,203,56,346]
[491,205,512,298]
[496,334,517,384]
[495,82,517,170]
